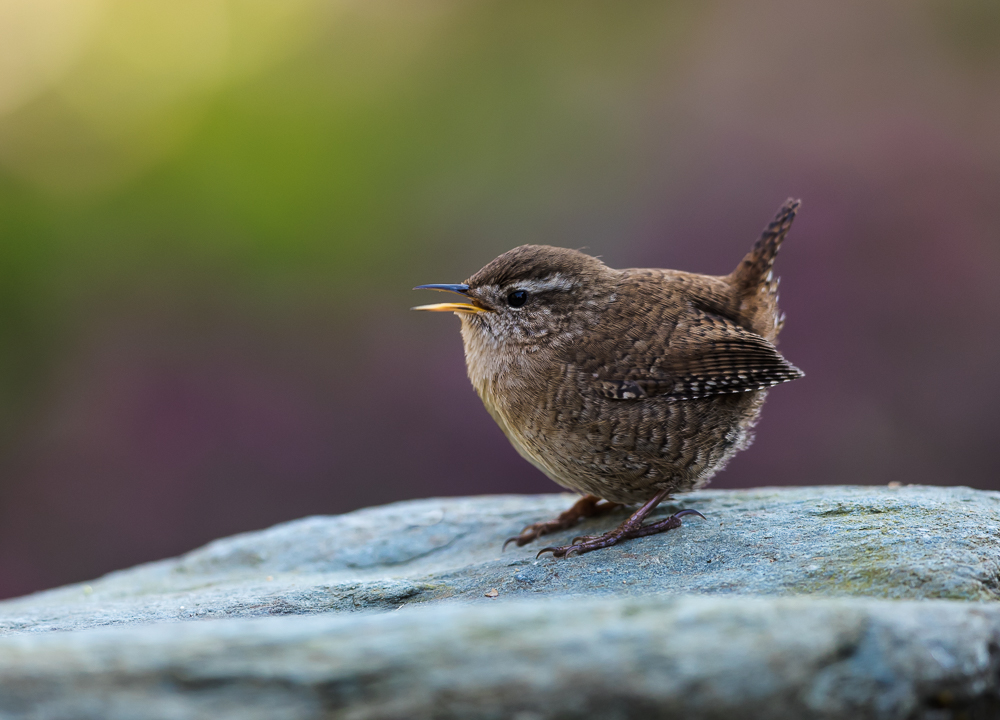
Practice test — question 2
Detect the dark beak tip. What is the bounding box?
[413,284,471,294]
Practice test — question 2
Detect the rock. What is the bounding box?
[2,596,1000,719]
[1,485,999,718]
[2,485,998,633]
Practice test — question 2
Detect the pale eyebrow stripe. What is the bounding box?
[510,275,576,293]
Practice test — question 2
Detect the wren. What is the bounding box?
[414,199,804,557]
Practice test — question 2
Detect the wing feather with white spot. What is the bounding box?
[593,315,803,402]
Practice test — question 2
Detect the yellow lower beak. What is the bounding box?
[411,302,488,314]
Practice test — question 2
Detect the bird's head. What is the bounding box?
[413,245,617,353]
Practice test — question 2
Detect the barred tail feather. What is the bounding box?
[730,198,800,292]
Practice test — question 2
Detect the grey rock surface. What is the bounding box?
[2,595,1000,720]
[1,485,1000,719]
[2,485,998,634]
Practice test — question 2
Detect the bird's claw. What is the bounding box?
[536,545,578,559]
[536,509,706,559]
[502,532,536,551]
[502,523,554,550]
[672,509,706,521]
[501,495,621,552]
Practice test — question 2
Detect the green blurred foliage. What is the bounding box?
[0,0,700,435]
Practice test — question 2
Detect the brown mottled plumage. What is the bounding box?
[414,199,804,557]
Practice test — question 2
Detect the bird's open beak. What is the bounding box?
[412,284,489,314]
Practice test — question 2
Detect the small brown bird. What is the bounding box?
[414,199,804,557]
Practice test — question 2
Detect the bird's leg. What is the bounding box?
[537,489,705,558]
[503,494,621,550]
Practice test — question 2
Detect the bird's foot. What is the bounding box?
[537,509,705,559]
[503,494,621,550]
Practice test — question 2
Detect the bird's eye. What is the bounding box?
[506,290,528,308]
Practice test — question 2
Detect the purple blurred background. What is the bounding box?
[0,0,999,598]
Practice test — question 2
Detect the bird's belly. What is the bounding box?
[470,382,549,476]
[486,384,767,505]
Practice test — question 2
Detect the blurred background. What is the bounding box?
[0,0,998,599]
